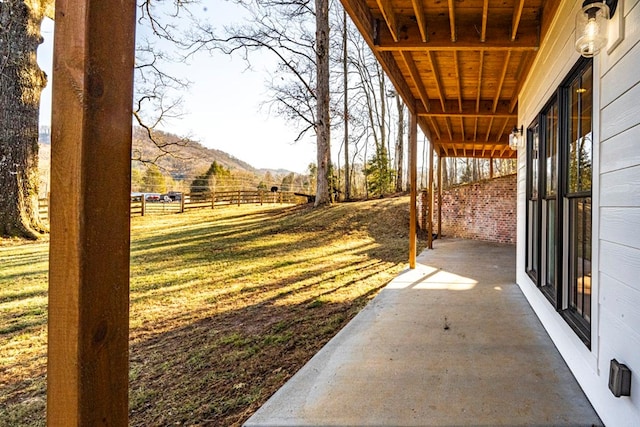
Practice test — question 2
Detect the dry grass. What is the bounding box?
[0,197,423,426]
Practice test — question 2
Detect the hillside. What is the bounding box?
[37,127,305,196]
[131,127,256,178]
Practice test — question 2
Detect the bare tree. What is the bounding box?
[394,94,405,192]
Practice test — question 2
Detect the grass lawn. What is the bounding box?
[0,197,422,426]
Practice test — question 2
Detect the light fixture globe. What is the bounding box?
[509,126,524,150]
[575,1,610,57]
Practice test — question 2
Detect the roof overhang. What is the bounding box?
[340,0,562,159]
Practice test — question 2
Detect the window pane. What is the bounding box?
[569,198,592,324]
[544,199,557,302]
[530,125,539,200]
[568,64,593,194]
[545,102,558,196]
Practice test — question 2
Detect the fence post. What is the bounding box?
[180,193,185,213]
[141,195,145,217]
[260,191,263,206]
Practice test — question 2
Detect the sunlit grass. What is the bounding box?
[1,197,421,426]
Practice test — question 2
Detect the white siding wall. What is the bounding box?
[516,0,640,424]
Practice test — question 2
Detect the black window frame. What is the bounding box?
[524,57,593,347]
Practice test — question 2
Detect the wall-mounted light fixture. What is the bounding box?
[509,126,524,150]
[575,0,618,57]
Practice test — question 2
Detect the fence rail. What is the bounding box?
[39,191,309,221]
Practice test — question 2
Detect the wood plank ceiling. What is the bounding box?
[341,0,561,159]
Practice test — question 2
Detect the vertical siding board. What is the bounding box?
[600,166,640,207]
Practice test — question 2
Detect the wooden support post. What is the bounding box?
[489,157,494,178]
[47,0,136,425]
[180,193,185,213]
[409,108,418,269]
[438,156,443,239]
[427,143,434,249]
[141,195,146,217]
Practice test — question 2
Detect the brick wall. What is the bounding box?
[418,174,516,244]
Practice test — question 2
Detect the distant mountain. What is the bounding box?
[132,127,256,177]
[37,126,303,195]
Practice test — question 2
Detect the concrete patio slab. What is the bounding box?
[244,239,602,426]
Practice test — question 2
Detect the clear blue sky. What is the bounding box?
[37,3,317,173]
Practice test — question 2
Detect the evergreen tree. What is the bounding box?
[364,144,394,197]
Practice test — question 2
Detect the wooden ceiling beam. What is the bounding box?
[376,0,399,42]
[476,51,484,112]
[411,0,428,43]
[512,0,526,41]
[375,21,539,51]
[428,116,442,140]
[481,0,489,42]
[447,0,457,42]
[427,51,446,111]
[454,51,462,111]
[485,117,495,142]
[416,100,516,117]
[445,117,454,140]
[400,51,430,112]
[509,50,535,113]
[492,50,511,112]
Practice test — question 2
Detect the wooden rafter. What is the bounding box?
[454,51,462,111]
[485,117,495,142]
[445,117,454,140]
[493,50,512,112]
[497,117,510,141]
[376,0,399,42]
[428,116,442,140]
[510,51,535,112]
[447,0,456,42]
[401,51,430,112]
[481,0,489,42]
[427,51,446,111]
[512,0,526,41]
[476,51,484,112]
[411,0,428,43]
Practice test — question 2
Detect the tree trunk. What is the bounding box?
[342,9,350,201]
[0,0,51,238]
[395,96,404,192]
[314,0,330,206]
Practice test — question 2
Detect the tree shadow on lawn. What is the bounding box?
[128,275,389,427]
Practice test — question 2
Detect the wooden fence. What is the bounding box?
[39,190,309,221]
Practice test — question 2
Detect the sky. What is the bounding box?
[37,2,317,174]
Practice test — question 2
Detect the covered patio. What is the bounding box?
[245,239,602,426]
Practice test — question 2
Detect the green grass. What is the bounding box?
[1,197,422,426]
